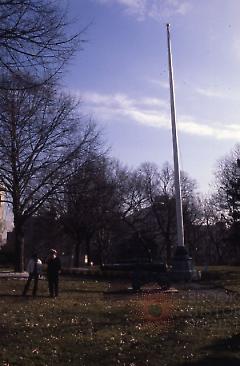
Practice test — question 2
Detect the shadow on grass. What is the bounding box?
[63,288,104,294]
[0,293,25,298]
[0,293,51,299]
[180,357,240,366]
[204,333,240,352]
[103,287,173,295]
[0,326,13,349]
[179,334,240,366]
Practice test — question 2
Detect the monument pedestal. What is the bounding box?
[170,246,198,281]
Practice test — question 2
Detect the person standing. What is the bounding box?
[46,249,61,297]
[22,253,42,297]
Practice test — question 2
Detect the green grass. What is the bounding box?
[0,268,240,365]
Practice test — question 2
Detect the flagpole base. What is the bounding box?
[170,246,198,281]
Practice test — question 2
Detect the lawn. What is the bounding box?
[0,267,240,366]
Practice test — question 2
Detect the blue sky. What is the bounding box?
[62,0,240,193]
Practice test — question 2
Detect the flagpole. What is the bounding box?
[166,23,184,248]
[165,24,197,281]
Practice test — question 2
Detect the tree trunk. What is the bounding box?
[97,240,103,266]
[14,221,24,272]
[86,236,91,266]
[74,241,80,268]
[166,237,172,266]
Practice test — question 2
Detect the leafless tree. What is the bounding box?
[200,196,228,264]
[61,156,122,267]
[214,144,240,221]
[137,162,202,263]
[0,0,83,86]
[0,78,100,271]
[211,144,240,262]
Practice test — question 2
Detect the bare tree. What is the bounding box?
[0,0,83,85]
[136,162,176,263]
[0,79,99,271]
[61,156,122,267]
[212,144,240,262]
[200,197,228,264]
[137,162,201,263]
[214,144,240,222]
[117,166,155,258]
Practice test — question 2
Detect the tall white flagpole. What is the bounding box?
[166,23,184,248]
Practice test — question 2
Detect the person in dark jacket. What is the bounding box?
[46,249,61,297]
